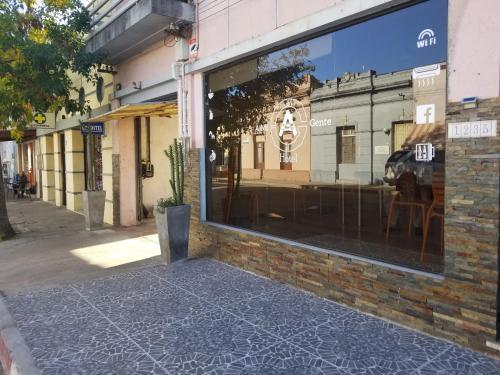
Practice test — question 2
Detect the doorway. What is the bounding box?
[60,134,66,206]
[392,121,417,151]
[134,117,144,222]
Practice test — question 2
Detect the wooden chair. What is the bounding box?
[386,172,426,240]
[421,172,445,260]
[24,183,32,200]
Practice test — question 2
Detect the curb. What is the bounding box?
[0,297,40,375]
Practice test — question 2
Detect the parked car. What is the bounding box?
[383,149,444,186]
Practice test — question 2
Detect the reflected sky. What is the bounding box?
[259,0,447,83]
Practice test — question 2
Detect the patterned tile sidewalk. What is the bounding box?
[4,258,500,374]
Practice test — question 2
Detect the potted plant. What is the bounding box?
[156,138,190,264]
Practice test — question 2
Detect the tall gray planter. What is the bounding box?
[155,205,191,264]
[83,190,106,231]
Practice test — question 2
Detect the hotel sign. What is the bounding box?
[81,122,105,136]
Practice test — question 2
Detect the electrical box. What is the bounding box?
[142,162,154,178]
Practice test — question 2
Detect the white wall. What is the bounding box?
[141,115,179,211]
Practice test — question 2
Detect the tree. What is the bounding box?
[0,0,101,239]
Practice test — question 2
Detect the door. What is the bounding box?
[393,122,417,151]
[134,117,143,222]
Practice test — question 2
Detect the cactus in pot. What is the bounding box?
[155,138,191,263]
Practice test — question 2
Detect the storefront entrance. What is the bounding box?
[204,0,448,273]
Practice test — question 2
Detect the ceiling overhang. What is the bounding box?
[0,129,36,142]
[82,102,178,122]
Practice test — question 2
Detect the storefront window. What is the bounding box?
[205,0,448,273]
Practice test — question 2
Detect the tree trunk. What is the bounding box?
[224,144,237,223]
[235,137,242,193]
[0,155,15,239]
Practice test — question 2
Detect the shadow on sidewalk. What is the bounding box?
[0,199,162,295]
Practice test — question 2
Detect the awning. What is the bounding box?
[82,102,177,123]
[0,129,36,142]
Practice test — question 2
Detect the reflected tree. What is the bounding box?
[207,46,314,223]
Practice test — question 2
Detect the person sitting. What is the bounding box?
[12,173,20,197]
[18,171,28,198]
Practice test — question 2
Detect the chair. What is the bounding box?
[421,172,445,260]
[23,183,32,200]
[386,172,426,240]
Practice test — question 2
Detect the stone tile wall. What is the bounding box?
[185,98,500,355]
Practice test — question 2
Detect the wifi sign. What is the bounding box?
[417,29,437,49]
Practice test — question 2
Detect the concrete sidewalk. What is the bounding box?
[0,199,162,294]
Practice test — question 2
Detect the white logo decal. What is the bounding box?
[209,150,216,163]
[412,64,440,79]
[268,98,308,159]
[413,64,440,88]
[415,143,435,162]
[279,109,298,137]
[417,29,437,49]
[416,104,435,124]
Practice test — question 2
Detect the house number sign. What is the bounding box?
[448,120,497,139]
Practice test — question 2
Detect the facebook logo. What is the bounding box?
[416,104,435,125]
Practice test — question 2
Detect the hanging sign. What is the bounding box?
[32,112,55,129]
[81,122,105,136]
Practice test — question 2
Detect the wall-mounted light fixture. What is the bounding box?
[462,96,478,109]
[132,81,142,90]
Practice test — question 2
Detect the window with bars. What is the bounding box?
[338,126,356,164]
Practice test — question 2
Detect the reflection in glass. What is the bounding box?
[205,0,447,273]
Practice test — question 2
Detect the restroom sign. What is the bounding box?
[416,143,435,162]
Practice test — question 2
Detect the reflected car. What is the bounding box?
[383,149,444,186]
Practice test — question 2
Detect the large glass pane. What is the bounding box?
[205,0,447,273]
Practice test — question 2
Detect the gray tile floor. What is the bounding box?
[5,258,500,374]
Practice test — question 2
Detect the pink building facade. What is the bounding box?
[182,0,500,355]
[85,0,500,355]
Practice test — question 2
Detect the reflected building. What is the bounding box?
[240,75,321,184]
[310,64,446,185]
